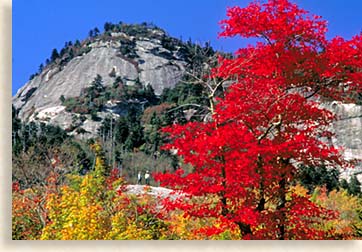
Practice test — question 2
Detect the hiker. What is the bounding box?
[145,170,150,185]
[137,171,142,184]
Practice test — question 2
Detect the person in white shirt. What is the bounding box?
[137,171,142,184]
[145,170,150,185]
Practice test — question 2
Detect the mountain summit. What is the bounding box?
[12,22,206,136]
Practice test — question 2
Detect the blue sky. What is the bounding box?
[13,0,362,95]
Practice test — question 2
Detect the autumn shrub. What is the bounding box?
[39,144,174,240]
[12,183,44,240]
[312,187,362,239]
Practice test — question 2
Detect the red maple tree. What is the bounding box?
[155,0,362,239]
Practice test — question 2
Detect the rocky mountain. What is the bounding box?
[12,22,362,177]
[12,23,195,137]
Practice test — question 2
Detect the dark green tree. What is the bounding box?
[60,48,66,57]
[340,178,349,191]
[50,48,59,62]
[91,74,104,92]
[12,106,22,154]
[104,22,114,32]
[297,164,340,192]
[114,116,129,144]
[93,27,100,36]
[38,64,44,73]
[144,112,162,154]
[74,40,81,47]
[124,107,144,151]
[124,125,144,152]
[144,84,159,105]
[87,75,105,101]
[68,48,74,59]
[341,176,362,196]
[349,175,362,196]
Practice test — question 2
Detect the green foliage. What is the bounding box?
[12,120,68,156]
[59,95,65,103]
[74,40,81,47]
[119,38,137,58]
[159,82,209,123]
[12,110,94,188]
[160,82,205,105]
[124,108,145,152]
[340,176,362,196]
[12,106,22,154]
[104,22,115,32]
[143,112,162,154]
[355,207,362,237]
[38,64,44,73]
[62,75,159,119]
[50,48,59,62]
[141,103,174,125]
[113,22,163,38]
[78,46,92,55]
[297,164,341,192]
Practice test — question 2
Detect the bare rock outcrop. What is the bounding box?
[325,102,362,177]
[13,35,186,124]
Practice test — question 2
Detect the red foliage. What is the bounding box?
[106,168,121,190]
[155,0,361,239]
[12,182,20,192]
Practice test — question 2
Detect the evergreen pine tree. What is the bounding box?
[349,175,362,196]
[50,48,59,62]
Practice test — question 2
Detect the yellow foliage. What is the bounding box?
[41,144,173,240]
[290,183,309,197]
[313,187,362,239]
[41,183,110,240]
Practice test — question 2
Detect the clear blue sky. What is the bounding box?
[12,0,362,95]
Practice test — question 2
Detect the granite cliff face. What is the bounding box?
[326,102,362,177]
[13,28,187,135]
